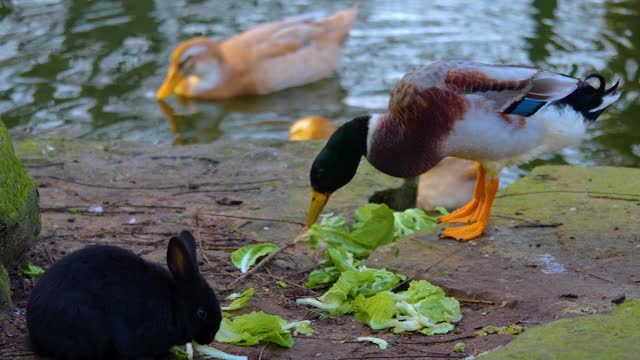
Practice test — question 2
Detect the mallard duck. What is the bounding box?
[289,115,337,141]
[307,61,621,241]
[156,6,358,100]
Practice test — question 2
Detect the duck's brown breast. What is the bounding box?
[368,85,467,178]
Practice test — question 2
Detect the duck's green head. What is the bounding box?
[307,115,370,226]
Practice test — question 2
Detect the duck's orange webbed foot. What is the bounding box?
[439,163,485,224]
[440,221,487,241]
[440,176,499,242]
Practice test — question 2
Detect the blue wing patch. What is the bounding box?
[505,98,546,117]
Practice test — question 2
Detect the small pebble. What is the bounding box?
[88,204,104,213]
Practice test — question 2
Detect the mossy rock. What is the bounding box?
[0,264,10,309]
[479,299,640,359]
[0,119,41,307]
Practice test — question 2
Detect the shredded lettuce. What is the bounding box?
[231,243,278,273]
[393,207,448,238]
[297,267,405,316]
[222,288,254,311]
[302,204,448,298]
[351,280,461,335]
[281,320,315,336]
[215,311,314,348]
[353,292,395,330]
[305,247,361,288]
[193,342,248,360]
[304,204,446,260]
[171,346,190,360]
[298,204,461,336]
[302,204,446,288]
[305,267,341,289]
[356,336,389,349]
[19,263,45,279]
[304,204,395,258]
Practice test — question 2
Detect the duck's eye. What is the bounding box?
[196,307,207,320]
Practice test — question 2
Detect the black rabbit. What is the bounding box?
[26,230,222,360]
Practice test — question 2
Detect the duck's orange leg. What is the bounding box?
[439,163,485,223]
[440,176,499,241]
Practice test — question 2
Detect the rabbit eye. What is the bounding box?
[196,307,207,320]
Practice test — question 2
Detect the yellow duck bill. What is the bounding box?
[156,67,182,100]
[306,190,330,227]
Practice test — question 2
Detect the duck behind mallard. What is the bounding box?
[156,6,358,100]
[307,61,621,241]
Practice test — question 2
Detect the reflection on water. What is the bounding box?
[0,0,638,171]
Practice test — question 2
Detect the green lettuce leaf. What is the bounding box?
[325,247,360,272]
[353,292,395,330]
[297,268,405,316]
[231,243,278,273]
[393,207,447,238]
[392,279,446,303]
[350,204,396,249]
[304,267,341,288]
[297,273,354,315]
[413,296,462,323]
[345,267,405,298]
[215,311,294,348]
[282,320,315,336]
[305,247,361,288]
[19,264,45,279]
[318,214,349,230]
[418,322,455,336]
[222,288,254,311]
[304,204,395,258]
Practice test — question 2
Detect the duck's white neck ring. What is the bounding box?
[366,113,384,156]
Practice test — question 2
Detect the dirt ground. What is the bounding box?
[2,140,638,360]
[0,140,524,360]
[1,240,520,360]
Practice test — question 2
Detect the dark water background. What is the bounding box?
[0,0,638,182]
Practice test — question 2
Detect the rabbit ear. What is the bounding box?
[177,230,198,257]
[167,230,199,280]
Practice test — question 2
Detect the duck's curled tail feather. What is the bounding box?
[557,74,621,122]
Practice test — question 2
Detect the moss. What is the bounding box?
[491,165,640,257]
[0,119,41,266]
[0,121,35,221]
[475,325,526,337]
[0,263,10,309]
[479,299,640,359]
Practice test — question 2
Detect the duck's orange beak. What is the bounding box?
[156,66,183,100]
[306,189,330,227]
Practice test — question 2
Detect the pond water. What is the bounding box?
[0,0,638,180]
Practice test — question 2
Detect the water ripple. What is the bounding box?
[0,0,637,172]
